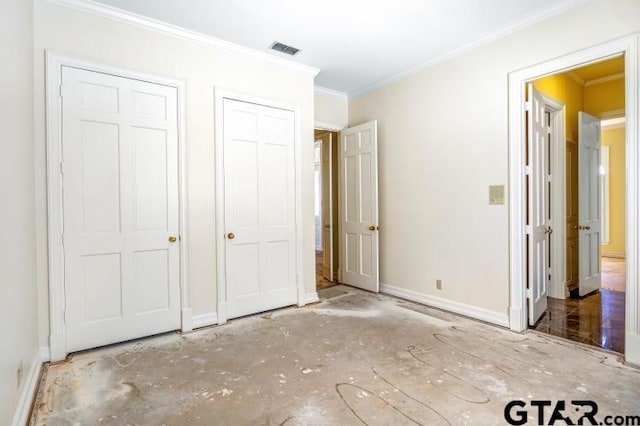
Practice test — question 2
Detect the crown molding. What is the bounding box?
[584,72,625,87]
[565,71,585,86]
[348,0,589,98]
[601,116,626,129]
[314,85,348,99]
[44,0,320,76]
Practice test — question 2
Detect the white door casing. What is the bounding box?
[578,112,602,296]
[321,132,334,281]
[527,84,549,326]
[221,98,298,320]
[339,121,379,292]
[61,66,181,352]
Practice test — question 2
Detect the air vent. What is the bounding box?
[270,41,300,56]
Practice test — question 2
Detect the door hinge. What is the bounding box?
[526,288,532,298]
[59,84,64,98]
[60,161,64,175]
[525,225,532,235]
[525,101,532,112]
[524,165,532,176]
[62,308,67,324]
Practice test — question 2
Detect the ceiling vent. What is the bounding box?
[270,42,300,56]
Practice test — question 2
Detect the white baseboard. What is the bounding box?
[181,307,193,333]
[192,312,219,329]
[11,351,45,426]
[380,283,510,328]
[303,292,320,305]
[602,253,626,259]
[39,347,50,363]
[625,332,640,367]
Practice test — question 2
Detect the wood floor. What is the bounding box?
[532,257,625,353]
[316,250,336,290]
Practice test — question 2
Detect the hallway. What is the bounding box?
[532,257,625,353]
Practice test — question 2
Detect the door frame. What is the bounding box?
[214,89,304,324]
[508,35,640,365]
[45,51,191,362]
[540,93,567,300]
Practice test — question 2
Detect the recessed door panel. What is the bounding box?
[82,253,122,323]
[81,121,121,233]
[134,127,168,231]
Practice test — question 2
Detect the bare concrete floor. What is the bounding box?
[34,286,640,425]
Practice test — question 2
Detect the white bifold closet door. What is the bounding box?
[61,66,181,352]
[222,98,298,319]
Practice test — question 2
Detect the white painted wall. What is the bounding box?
[349,0,640,320]
[33,0,317,348]
[0,0,40,424]
[314,88,348,130]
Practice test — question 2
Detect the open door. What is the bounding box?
[320,132,334,282]
[527,84,549,325]
[339,121,379,292]
[578,112,602,296]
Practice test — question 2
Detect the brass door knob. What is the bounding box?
[368,225,376,231]
[168,236,177,243]
[227,233,235,240]
[584,225,591,230]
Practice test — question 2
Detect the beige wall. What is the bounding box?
[33,0,317,348]
[349,0,640,318]
[0,0,40,423]
[314,89,348,129]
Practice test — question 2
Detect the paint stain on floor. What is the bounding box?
[33,286,640,425]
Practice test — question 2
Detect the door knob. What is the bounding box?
[227,232,235,240]
[368,225,376,231]
[584,225,591,231]
[544,227,553,235]
[168,236,177,243]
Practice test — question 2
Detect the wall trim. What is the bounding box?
[348,0,588,98]
[507,34,639,366]
[602,116,626,130]
[44,0,319,76]
[11,353,44,426]
[602,253,626,259]
[584,72,625,87]
[380,283,510,328]
[314,86,348,99]
[45,51,191,361]
[214,88,305,323]
[39,347,51,363]
[304,292,320,305]
[314,121,344,132]
[192,313,219,329]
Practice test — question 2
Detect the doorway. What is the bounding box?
[525,57,627,353]
[507,35,640,365]
[314,129,338,290]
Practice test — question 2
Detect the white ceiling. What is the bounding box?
[91,0,584,96]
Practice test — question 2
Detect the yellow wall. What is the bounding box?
[584,78,625,116]
[601,127,626,256]
[533,74,584,141]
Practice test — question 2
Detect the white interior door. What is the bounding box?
[223,98,297,319]
[321,132,334,281]
[62,66,181,352]
[527,84,549,325]
[578,111,602,296]
[339,121,379,292]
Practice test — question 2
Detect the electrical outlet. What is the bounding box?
[17,362,24,388]
[436,279,442,290]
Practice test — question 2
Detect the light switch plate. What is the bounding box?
[489,185,505,205]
